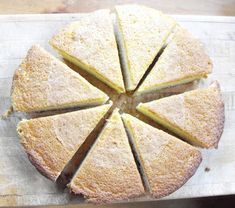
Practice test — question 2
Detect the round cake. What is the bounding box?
[12,4,224,204]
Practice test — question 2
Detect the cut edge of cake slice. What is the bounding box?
[50,9,125,94]
[50,46,125,94]
[17,102,112,181]
[11,44,109,113]
[136,27,213,95]
[136,81,225,148]
[68,108,145,203]
[121,113,202,198]
[137,102,205,147]
[114,4,176,91]
[121,114,151,194]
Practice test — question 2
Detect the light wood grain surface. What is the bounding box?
[0,13,234,207]
[0,0,235,16]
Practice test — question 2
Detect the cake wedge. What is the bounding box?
[137,27,213,94]
[115,4,176,91]
[137,81,224,148]
[50,9,125,93]
[11,45,109,112]
[121,113,202,198]
[17,103,112,181]
[69,109,145,203]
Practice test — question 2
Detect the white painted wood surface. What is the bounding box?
[0,13,235,206]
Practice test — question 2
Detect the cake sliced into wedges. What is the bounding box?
[137,81,224,148]
[137,27,213,94]
[50,9,125,93]
[18,103,112,181]
[11,45,109,112]
[115,4,176,91]
[121,113,202,198]
[69,109,144,203]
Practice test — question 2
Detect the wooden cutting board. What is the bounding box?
[0,13,235,207]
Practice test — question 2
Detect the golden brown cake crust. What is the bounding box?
[121,113,202,198]
[69,110,145,203]
[18,118,69,181]
[138,27,213,93]
[18,104,111,181]
[149,139,202,198]
[137,81,225,148]
[11,45,108,112]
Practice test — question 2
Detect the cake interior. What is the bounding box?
[121,115,151,193]
[137,104,206,148]
[114,9,176,92]
[136,73,208,95]
[50,44,125,94]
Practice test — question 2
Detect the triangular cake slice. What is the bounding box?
[115,4,176,91]
[50,9,125,93]
[137,82,224,148]
[17,103,112,181]
[11,45,109,112]
[137,27,213,94]
[122,113,202,198]
[69,109,144,203]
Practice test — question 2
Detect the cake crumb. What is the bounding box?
[205,167,210,172]
[1,106,14,120]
